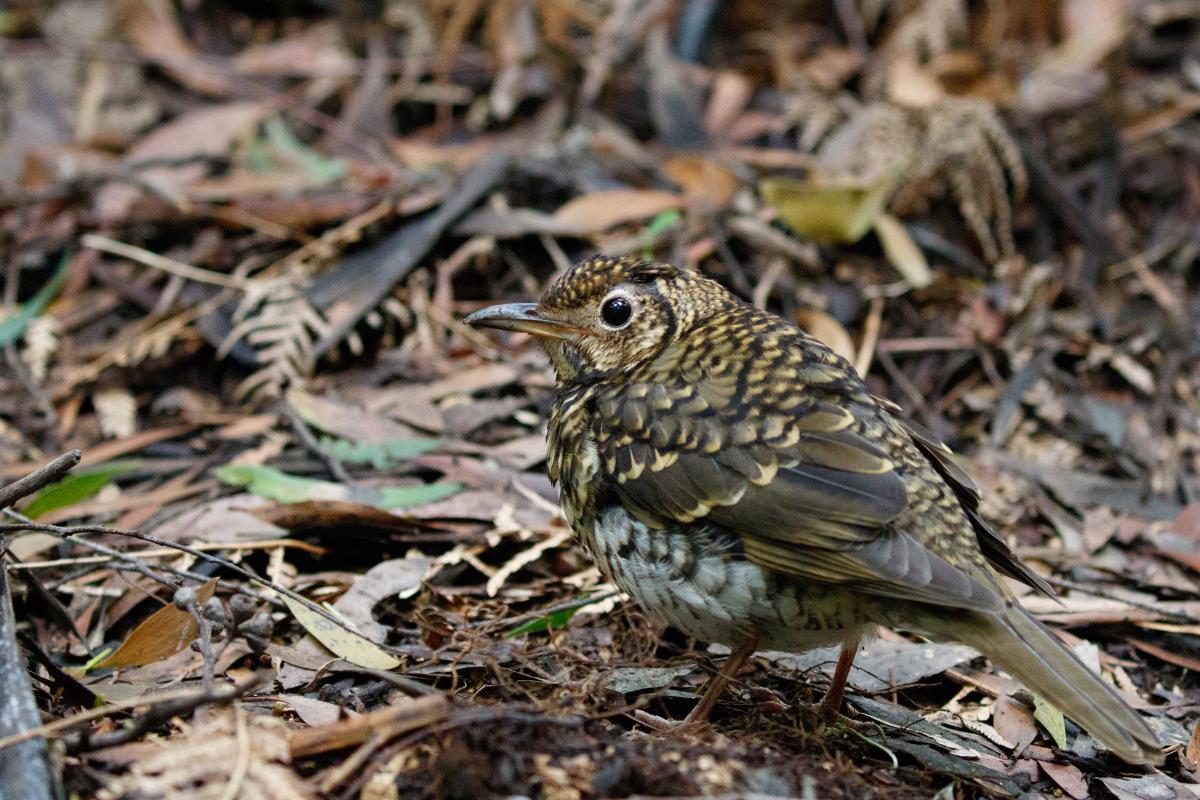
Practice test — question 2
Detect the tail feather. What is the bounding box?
[927,604,1162,765]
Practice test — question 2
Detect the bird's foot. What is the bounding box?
[816,692,845,726]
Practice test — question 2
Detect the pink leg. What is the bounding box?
[683,634,760,725]
[817,638,860,723]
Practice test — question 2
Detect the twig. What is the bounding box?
[62,673,267,755]
[285,405,352,483]
[8,538,328,570]
[81,234,247,290]
[3,513,199,591]
[0,519,397,651]
[290,693,448,759]
[0,450,81,511]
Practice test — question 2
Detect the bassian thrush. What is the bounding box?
[465,255,1162,765]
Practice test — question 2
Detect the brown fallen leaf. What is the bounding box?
[1186,717,1200,768]
[287,390,421,445]
[96,578,218,669]
[95,101,268,220]
[992,694,1038,753]
[149,494,287,544]
[661,155,741,208]
[1040,761,1089,800]
[120,0,234,96]
[551,189,683,233]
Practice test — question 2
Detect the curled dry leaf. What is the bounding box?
[95,578,218,670]
[333,558,434,642]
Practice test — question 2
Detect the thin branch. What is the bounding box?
[0,519,397,651]
[0,450,81,511]
[81,234,247,290]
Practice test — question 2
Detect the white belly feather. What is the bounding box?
[588,505,870,652]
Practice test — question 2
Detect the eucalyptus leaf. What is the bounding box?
[1034,692,1068,749]
[320,436,442,468]
[375,482,462,509]
[216,464,345,503]
[217,464,460,510]
[23,460,141,519]
[262,117,346,182]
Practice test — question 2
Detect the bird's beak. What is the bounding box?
[463,303,584,339]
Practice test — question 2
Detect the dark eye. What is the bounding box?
[601,296,633,328]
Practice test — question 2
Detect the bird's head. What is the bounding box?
[465,256,721,381]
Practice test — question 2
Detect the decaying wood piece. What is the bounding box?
[0,453,78,800]
[289,693,448,758]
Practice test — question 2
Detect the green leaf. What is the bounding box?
[262,117,346,183]
[0,252,70,347]
[377,482,462,509]
[642,209,681,259]
[507,595,602,637]
[1033,692,1067,749]
[216,464,344,504]
[217,464,460,509]
[23,460,141,519]
[319,436,442,469]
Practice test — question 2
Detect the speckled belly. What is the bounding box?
[584,505,875,651]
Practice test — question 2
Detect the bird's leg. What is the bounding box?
[817,638,860,723]
[683,633,760,725]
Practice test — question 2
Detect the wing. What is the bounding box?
[593,379,1004,612]
[897,416,1056,598]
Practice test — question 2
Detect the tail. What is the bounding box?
[926,604,1162,765]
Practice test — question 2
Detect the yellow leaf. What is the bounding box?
[282,596,400,670]
[760,168,902,245]
[96,578,218,669]
[874,213,932,289]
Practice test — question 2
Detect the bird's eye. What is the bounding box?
[600,296,633,328]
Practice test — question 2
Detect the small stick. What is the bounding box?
[0,450,81,511]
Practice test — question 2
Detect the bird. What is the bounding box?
[464,254,1162,765]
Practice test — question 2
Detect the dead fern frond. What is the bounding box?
[813,98,1027,262]
[63,295,226,393]
[220,272,331,401]
[900,97,1027,261]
